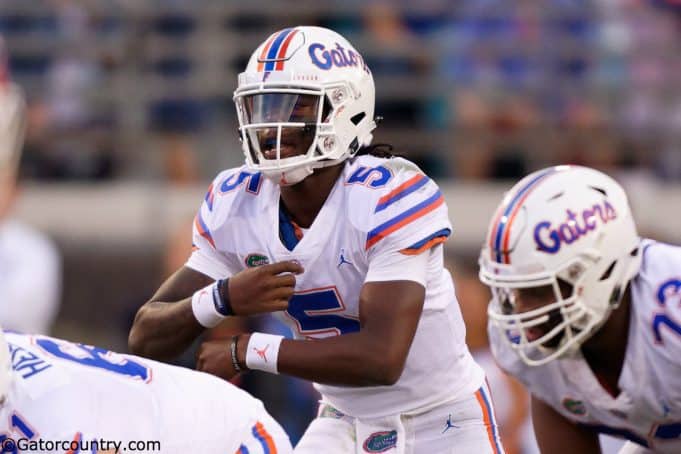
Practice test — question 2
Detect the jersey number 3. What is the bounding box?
[286,287,360,338]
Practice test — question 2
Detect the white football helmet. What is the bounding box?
[0,36,26,176]
[479,165,641,366]
[0,328,11,404]
[233,26,376,185]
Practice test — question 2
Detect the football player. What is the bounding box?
[0,328,291,453]
[129,26,502,453]
[479,165,681,453]
[0,37,61,335]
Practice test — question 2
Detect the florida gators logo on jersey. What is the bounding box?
[363,431,398,453]
[562,397,588,416]
[245,253,270,268]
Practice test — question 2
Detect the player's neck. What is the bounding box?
[279,163,345,228]
[580,285,632,389]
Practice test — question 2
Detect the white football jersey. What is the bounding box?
[490,239,681,453]
[1,332,289,453]
[0,220,60,334]
[187,155,484,419]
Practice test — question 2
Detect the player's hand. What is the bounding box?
[196,337,247,381]
[225,260,303,315]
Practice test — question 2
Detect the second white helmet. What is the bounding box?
[479,165,641,365]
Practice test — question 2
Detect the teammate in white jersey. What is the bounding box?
[479,165,681,453]
[0,329,291,453]
[129,26,500,453]
[0,37,61,335]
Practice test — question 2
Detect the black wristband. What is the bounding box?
[212,278,234,316]
[229,335,243,372]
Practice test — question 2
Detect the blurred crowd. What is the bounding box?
[1,1,680,451]
[1,0,680,183]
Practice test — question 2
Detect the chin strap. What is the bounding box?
[263,157,349,186]
[260,165,313,186]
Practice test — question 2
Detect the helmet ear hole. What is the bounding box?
[350,112,366,125]
[599,261,617,281]
[322,95,332,122]
[556,278,574,299]
[589,185,608,196]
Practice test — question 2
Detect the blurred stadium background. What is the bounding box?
[2,0,680,450]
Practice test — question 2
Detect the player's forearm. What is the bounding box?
[250,333,407,386]
[128,298,204,360]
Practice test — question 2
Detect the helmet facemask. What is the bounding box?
[484,257,592,366]
[481,243,641,366]
[234,80,363,186]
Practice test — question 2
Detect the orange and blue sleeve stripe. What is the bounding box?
[194,211,216,249]
[65,432,82,454]
[204,182,215,211]
[400,228,451,255]
[375,174,429,213]
[475,386,503,454]
[366,190,444,250]
[252,421,277,454]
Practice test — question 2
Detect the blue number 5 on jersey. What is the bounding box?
[285,287,360,338]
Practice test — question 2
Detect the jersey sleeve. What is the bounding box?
[185,173,239,280]
[364,244,431,285]
[0,226,60,334]
[365,165,452,258]
[639,241,681,368]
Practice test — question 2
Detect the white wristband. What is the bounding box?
[191,282,224,328]
[245,332,284,374]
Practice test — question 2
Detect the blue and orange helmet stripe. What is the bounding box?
[256,34,278,72]
[275,30,299,70]
[488,167,564,264]
[257,28,298,72]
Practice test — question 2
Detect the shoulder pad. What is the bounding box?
[343,156,451,253]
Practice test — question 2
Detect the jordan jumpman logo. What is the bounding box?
[254,344,270,363]
[442,414,459,433]
[337,248,352,268]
